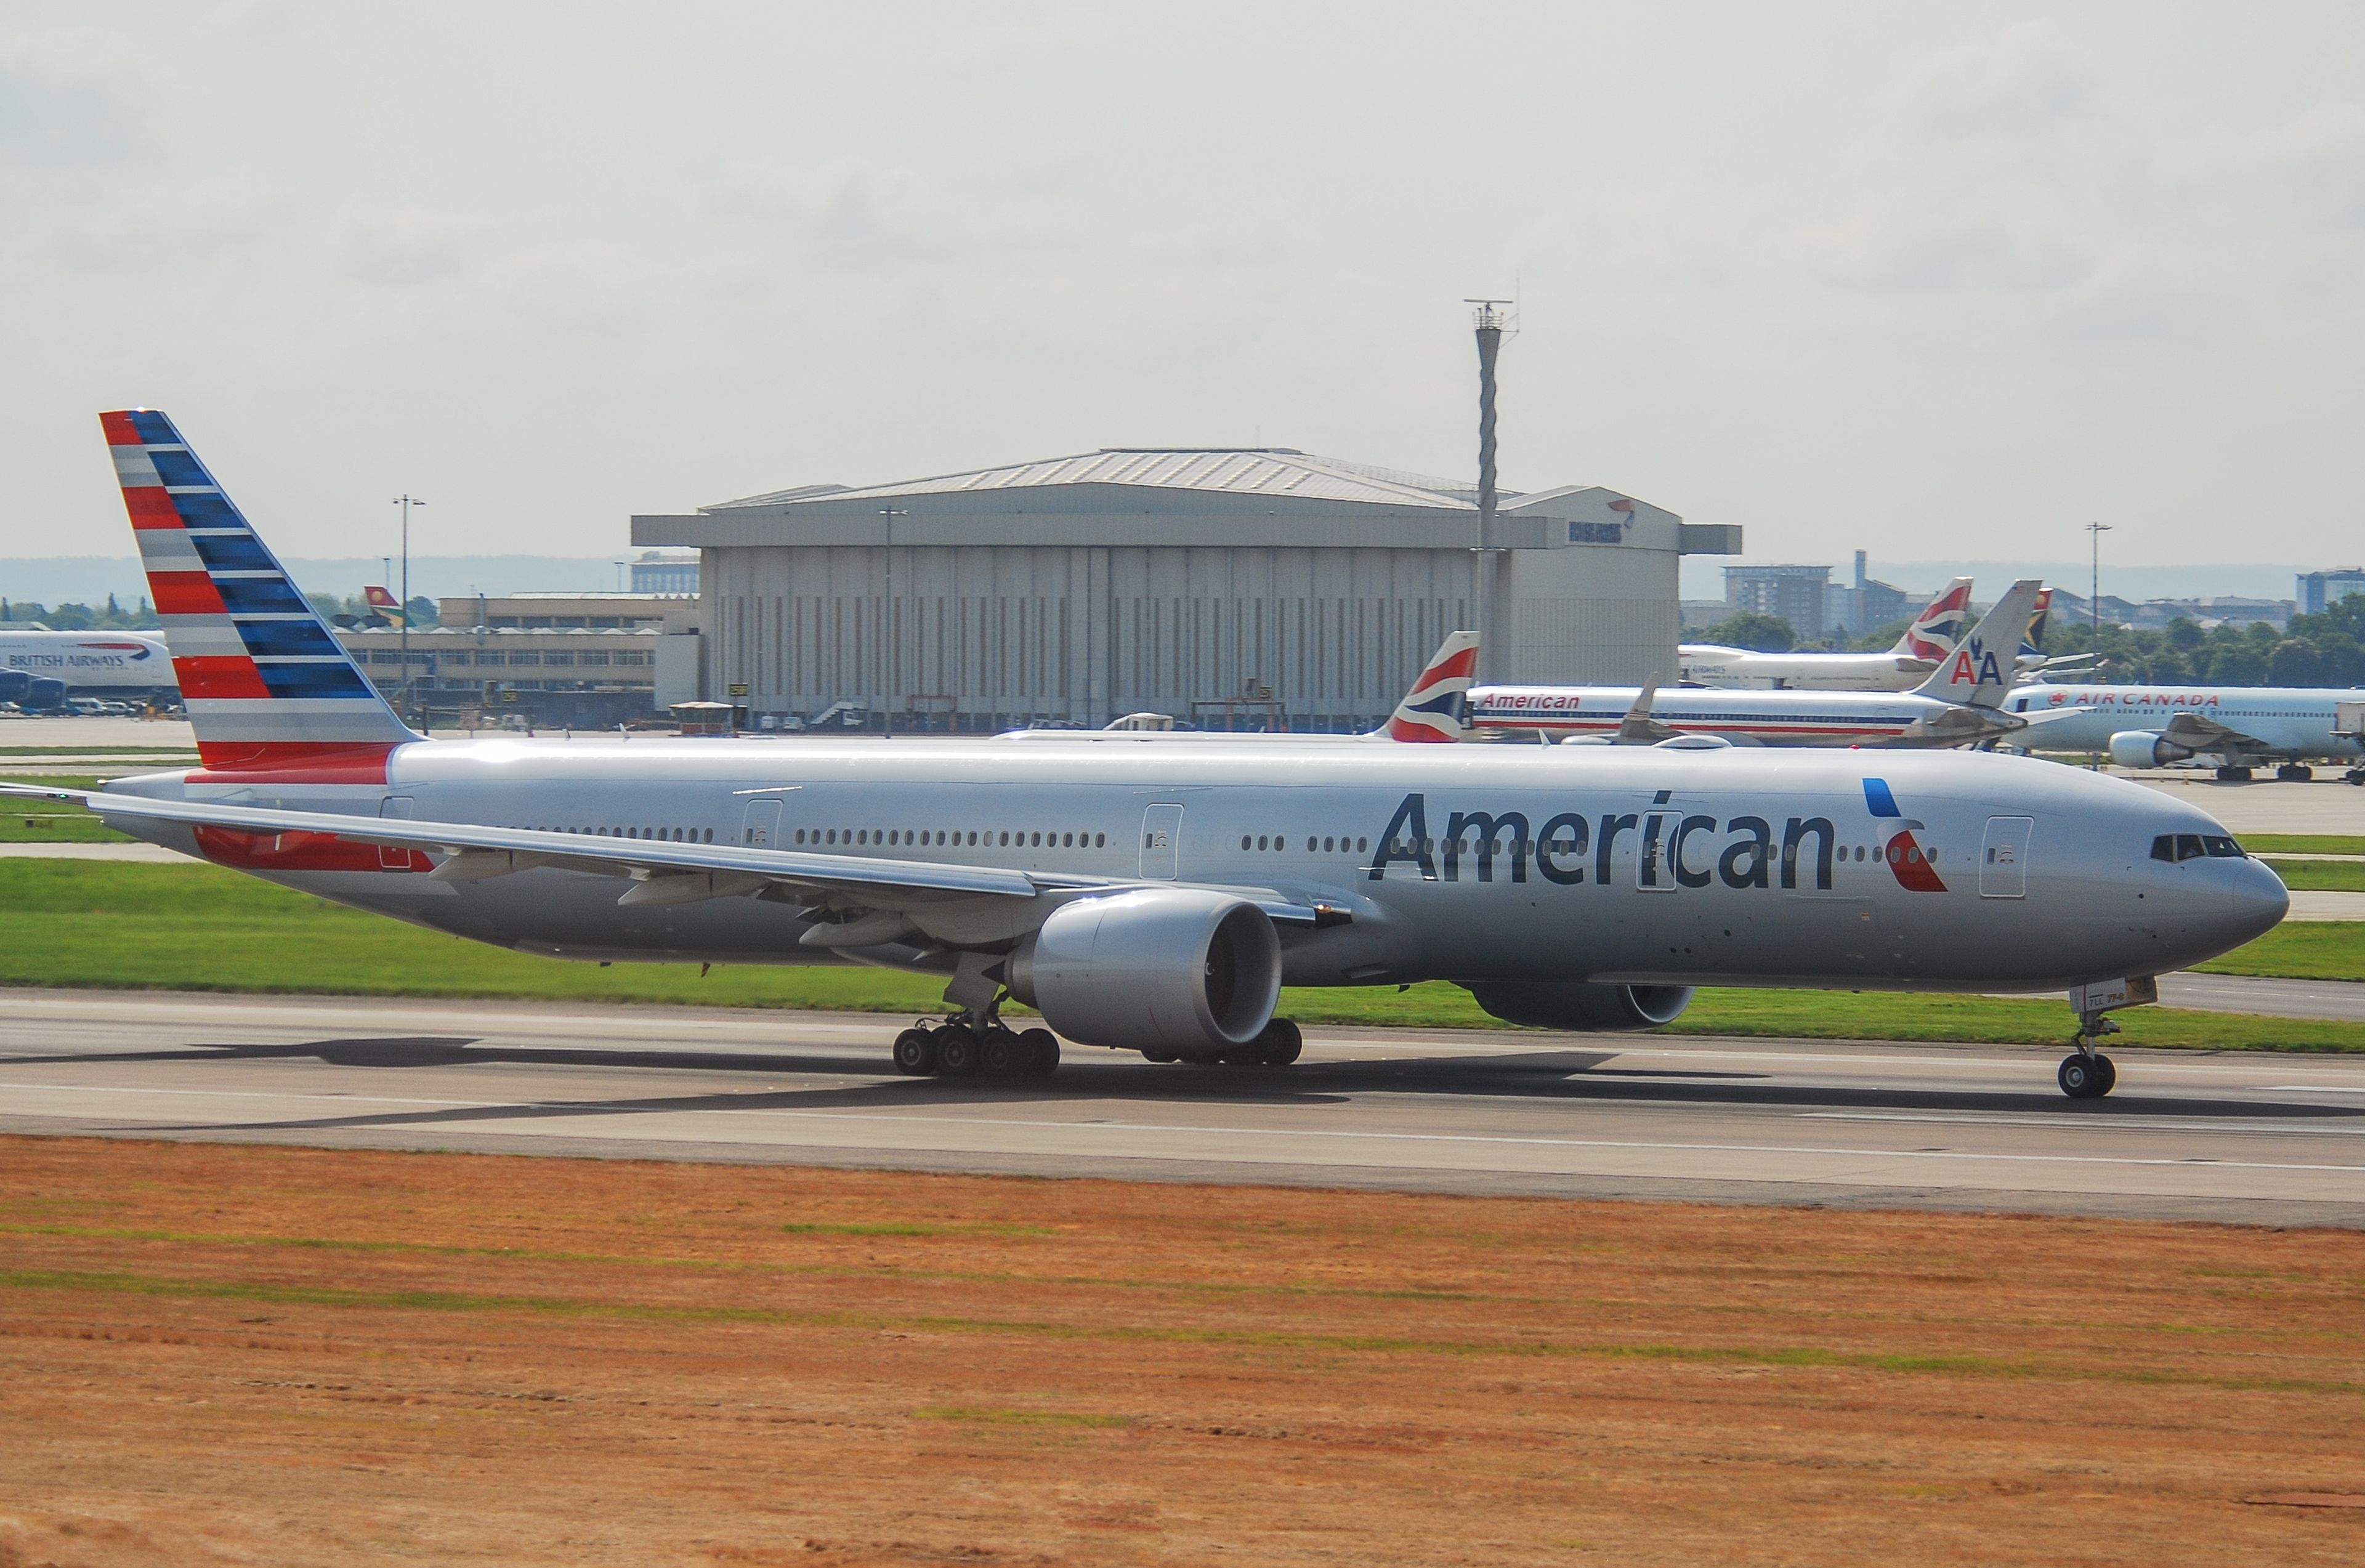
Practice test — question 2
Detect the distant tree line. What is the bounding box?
[1696,598,2365,687]
[0,593,160,630]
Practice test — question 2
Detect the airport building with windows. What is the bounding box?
[634,448,1737,730]
[333,592,699,727]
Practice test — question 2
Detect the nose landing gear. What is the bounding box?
[2060,1011,2120,1099]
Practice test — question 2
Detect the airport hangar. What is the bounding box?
[634,448,1739,730]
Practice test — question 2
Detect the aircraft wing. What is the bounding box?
[0,783,1330,924]
[2156,711,2271,753]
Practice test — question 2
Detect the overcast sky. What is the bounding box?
[2,2,2359,574]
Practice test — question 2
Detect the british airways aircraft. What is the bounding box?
[1678,578,1975,692]
[0,413,2289,1100]
[1471,583,2045,749]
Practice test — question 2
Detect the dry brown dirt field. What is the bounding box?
[0,1136,2361,1566]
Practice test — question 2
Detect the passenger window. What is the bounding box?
[1094,832,1106,847]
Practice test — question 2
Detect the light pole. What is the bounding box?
[2085,520,2112,655]
[2087,520,2112,770]
[1465,298,1511,683]
[392,495,424,724]
[879,507,909,735]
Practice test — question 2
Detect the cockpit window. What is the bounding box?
[2152,833,2247,862]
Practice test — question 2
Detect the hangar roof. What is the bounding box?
[708,448,1502,514]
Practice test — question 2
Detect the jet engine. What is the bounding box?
[2109,729,2196,769]
[1463,981,1694,1032]
[1008,889,1281,1054]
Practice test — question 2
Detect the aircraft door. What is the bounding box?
[1139,804,1183,879]
[1980,816,2034,898]
[378,796,416,871]
[742,798,783,848]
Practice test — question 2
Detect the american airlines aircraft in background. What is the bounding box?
[0,414,2287,1101]
[1468,583,2045,750]
[1678,578,1974,692]
[2010,682,2365,782]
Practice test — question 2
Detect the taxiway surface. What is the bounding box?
[3,989,2361,1227]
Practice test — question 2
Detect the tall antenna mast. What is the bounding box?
[1465,298,1514,682]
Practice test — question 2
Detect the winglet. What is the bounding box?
[1383,631,1478,742]
[1909,580,2042,708]
[1615,676,1678,744]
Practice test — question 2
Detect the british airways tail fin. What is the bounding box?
[1382,631,1478,742]
[1891,577,1973,660]
[1909,580,2041,708]
[102,410,421,776]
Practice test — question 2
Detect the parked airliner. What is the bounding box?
[2009,683,2365,781]
[2,414,2288,1100]
[1470,583,2044,749]
[1678,579,1973,692]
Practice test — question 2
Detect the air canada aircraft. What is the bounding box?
[1,413,2290,1101]
[1470,582,2046,749]
[2007,682,2365,782]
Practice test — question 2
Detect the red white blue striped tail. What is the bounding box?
[102,410,420,778]
[1386,631,1478,742]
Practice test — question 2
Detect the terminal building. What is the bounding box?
[634,448,1737,731]
[334,592,698,728]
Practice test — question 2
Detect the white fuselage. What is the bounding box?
[1468,685,1968,747]
[0,631,172,692]
[1678,644,1935,693]
[2007,684,2365,764]
[104,735,2284,995]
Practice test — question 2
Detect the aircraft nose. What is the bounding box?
[2226,856,2290,945]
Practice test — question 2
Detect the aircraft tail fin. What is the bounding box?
[1383,631,1478,741]
[1909,580,2042,708]
[1893,577,1974,660]
[102,409,421,776]
[2020,587,2053,658]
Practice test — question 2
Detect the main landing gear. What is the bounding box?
[2214,765,2254,782]
[2276,763,2314,782]
[2060,1012,2119,1100]
[892,1014,1061,1079]
[1139,1017,1304,1070]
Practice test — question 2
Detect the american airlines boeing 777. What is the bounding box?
[2,413,2289,1099]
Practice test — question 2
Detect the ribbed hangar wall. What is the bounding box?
[637,450,1728,727]
[703,543,1474,727]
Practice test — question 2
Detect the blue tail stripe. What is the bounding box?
[129,410,182,444]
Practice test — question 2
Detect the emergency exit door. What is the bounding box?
[742,798,783,848]
[1981,816,2034,898]
[1140,804,1183,879]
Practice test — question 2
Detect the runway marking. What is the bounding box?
[7,1080,2364,1176]
[1803,1110,2365,1136]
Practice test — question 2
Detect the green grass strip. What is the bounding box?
[0,860,2358,1043]
[3,1266,2356,1398]
[2243,834,2365,857]
[2262,859,2365,892]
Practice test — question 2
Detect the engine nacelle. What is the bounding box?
[1463,981,1695,1032]
[2109,729,2196,769]
[1008,889,1281,1054]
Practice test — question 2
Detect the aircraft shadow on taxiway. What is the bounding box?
[37,1034,2365,1133]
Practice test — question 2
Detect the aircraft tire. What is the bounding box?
[1257,1017,1304,1066]
[2278,764,2314,782]
[892,1028,939,1077]
[2058,1053,2113,1099]
[1141,1049,1178,1064]
[937,1024,981,1077]
[980,1028,1024,1076]
[1019,1028,1059,1076]
[2215,766,2253,782]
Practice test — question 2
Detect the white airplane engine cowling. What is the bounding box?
[2109,730,2196,769]
[1463,982,1695,1032]
[1008,889,1281,1053]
